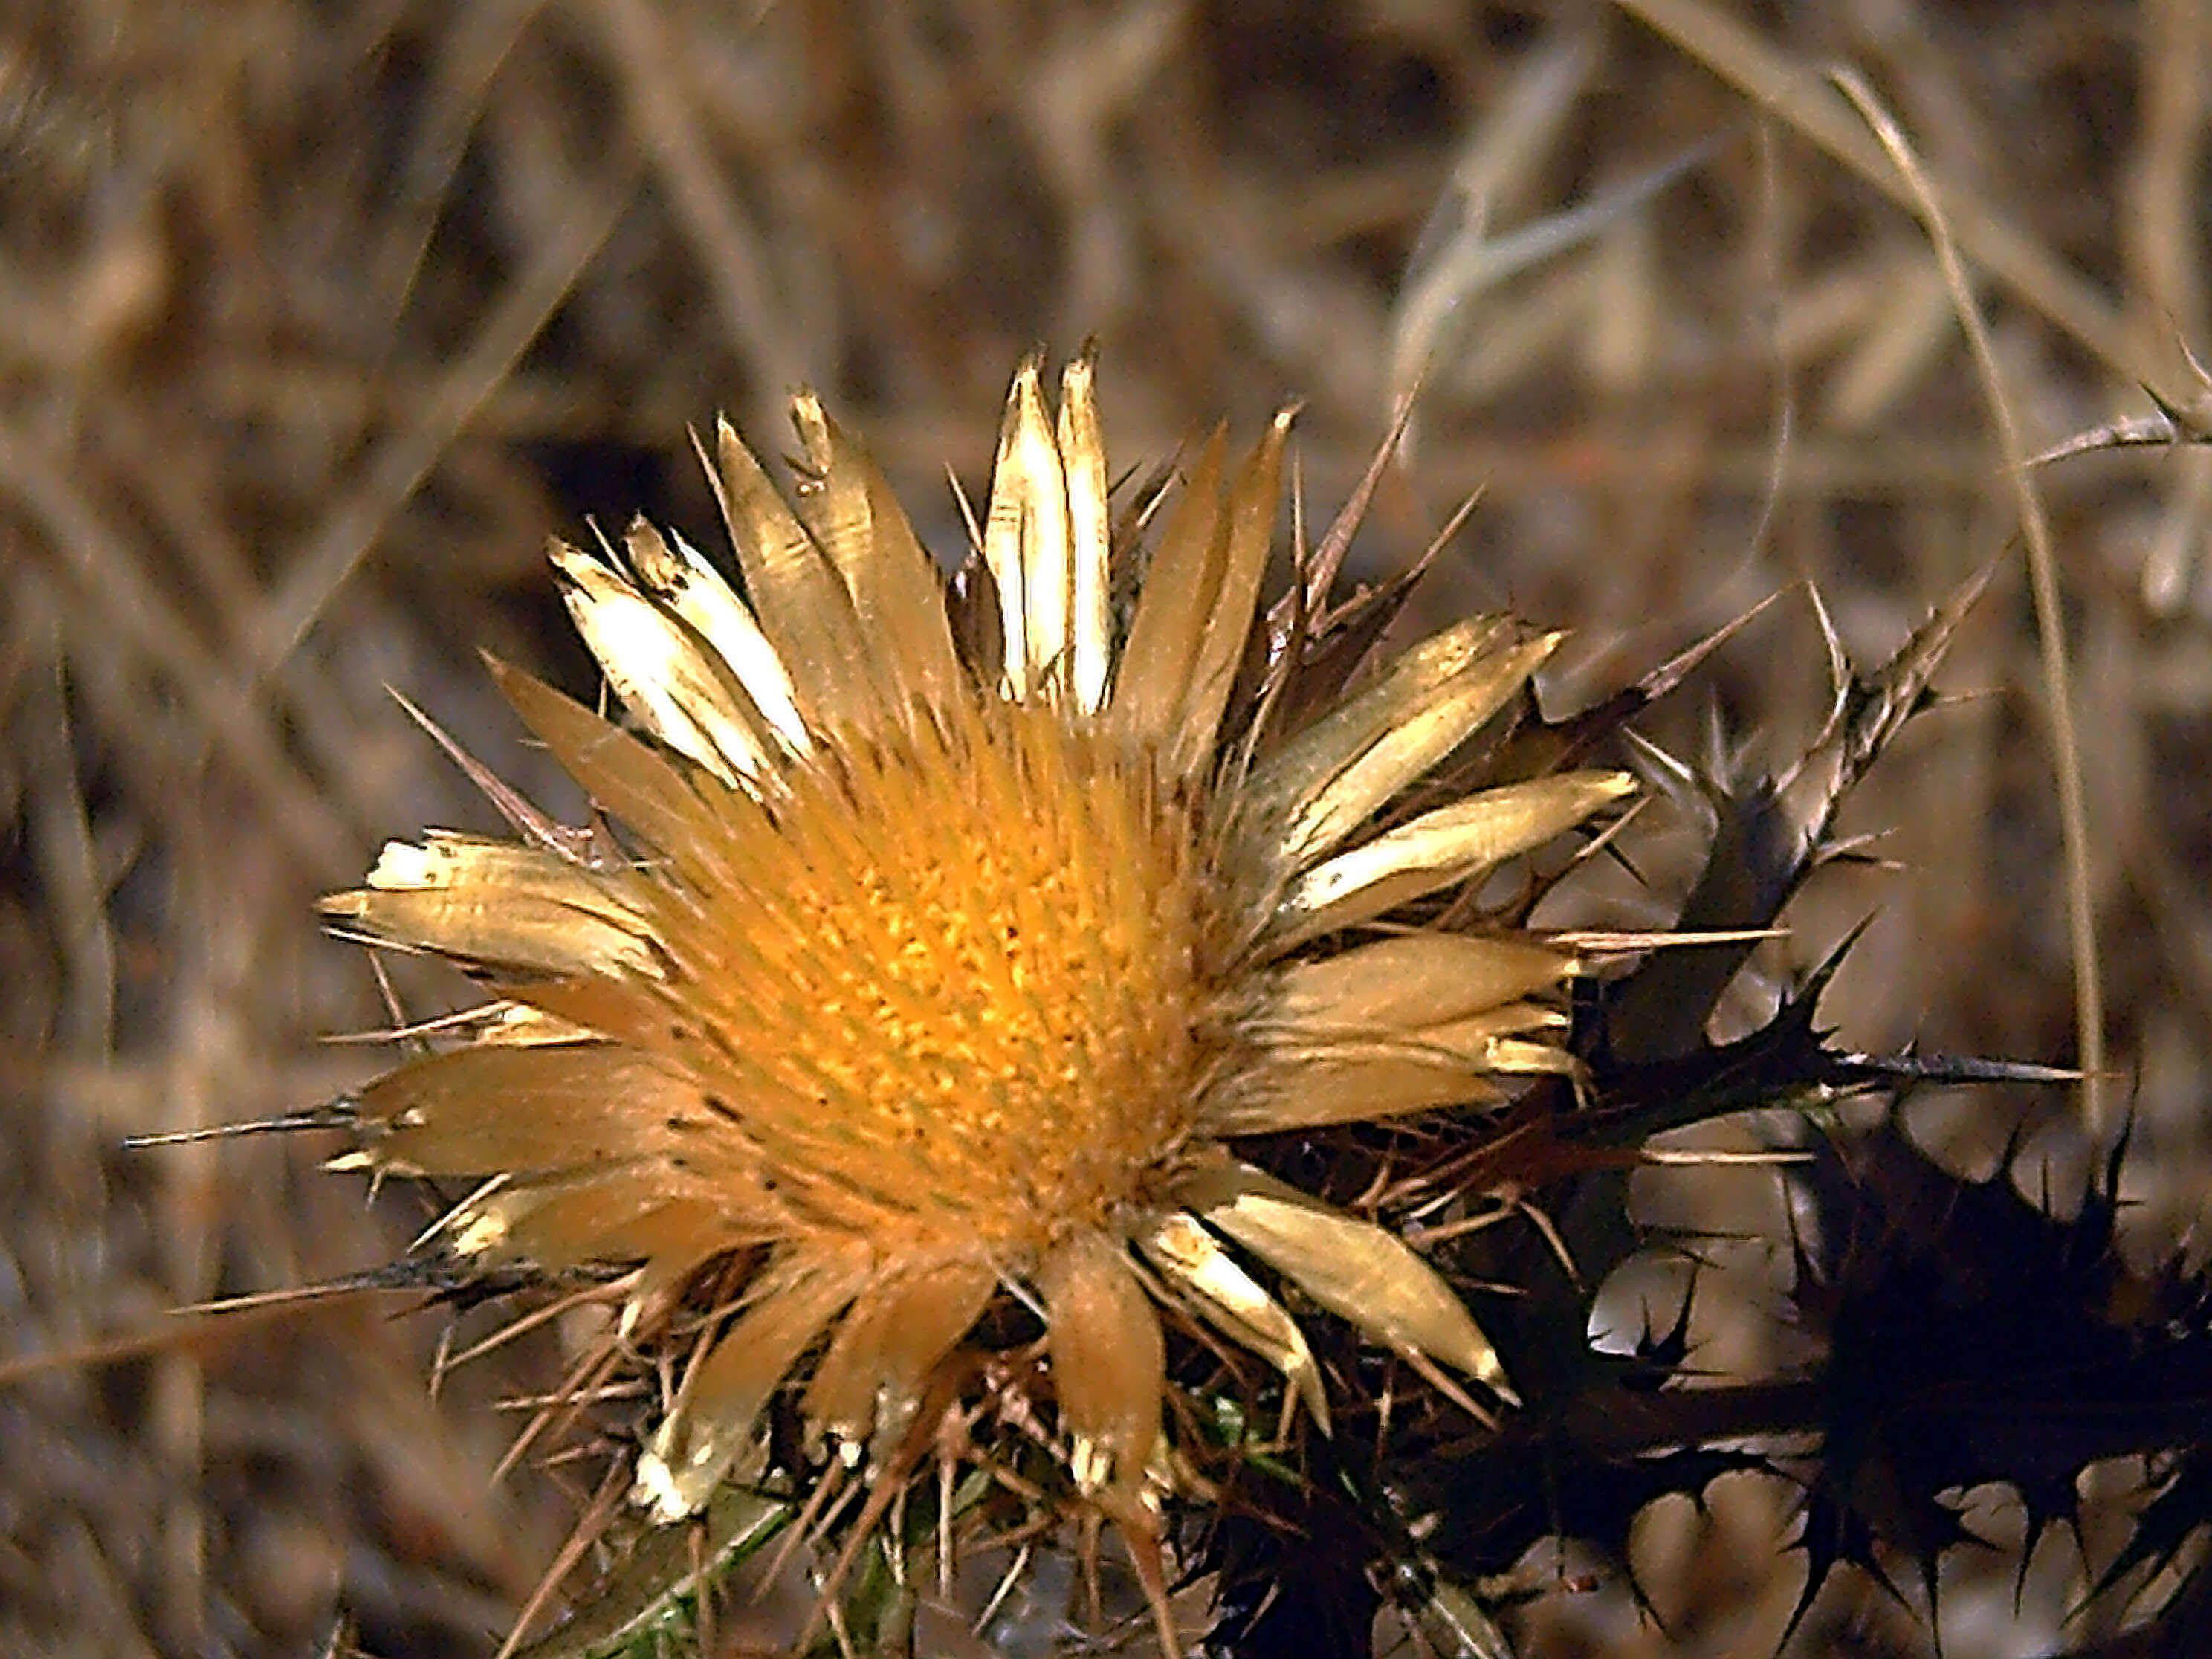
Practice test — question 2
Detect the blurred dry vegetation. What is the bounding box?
[4,1,2212,1655]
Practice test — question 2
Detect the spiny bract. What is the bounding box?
[320,349,1633,1646]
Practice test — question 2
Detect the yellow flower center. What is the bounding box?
[662,699,1207,1256]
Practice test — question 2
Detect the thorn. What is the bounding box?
[164,1258,453,1318]
[123,1098,357,1147]
[1802,580,1850,731]
[389,687,589,860]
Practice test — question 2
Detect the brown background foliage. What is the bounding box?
[4,1,2209,1655]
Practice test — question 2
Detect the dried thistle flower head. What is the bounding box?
[319,349,1631,1643]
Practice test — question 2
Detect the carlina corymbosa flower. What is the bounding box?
[314,348,1635,1650]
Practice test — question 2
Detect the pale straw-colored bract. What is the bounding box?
[320,349,1633,1635]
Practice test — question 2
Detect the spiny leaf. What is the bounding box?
[1603,560,1994,1064]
